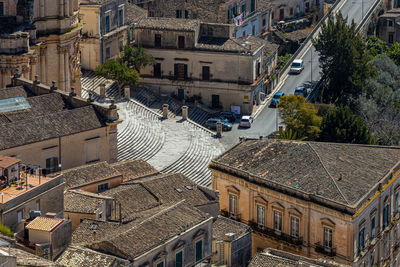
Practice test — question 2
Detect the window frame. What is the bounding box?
[383,202,391,229]
[175,248,184,267]
[395,191,399,215]
[202,66,210,81]
[256,204,266,226]
[358,226,366,254]
[105,47,111,60]
[155,34,162,48]
[323,226,333,248]
[371,215,376,240]
[273,210,282,232]
[118,7,124,27]
[290,215,300,238]
[97,182,109,193]
[195,239,203,263]
[17,209,23,224]
[0,2,4,16]
[105,13,110,33]
[229,193,238,216]
[36,199,40,211]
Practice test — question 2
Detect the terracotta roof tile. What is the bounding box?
[0,155,20,169]
[26,216,64,232]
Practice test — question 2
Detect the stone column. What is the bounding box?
[40,0,45,17]
[182,106,188,120]
[99,84,106,98]
[29,57,37,81]
[64,51,70,92]
[60,0,64,17]
[59,47,65,91]
[124,86,130,99]
[162,104,169,119]
[40,48,46,84]
[216,122,222,138]
[65,0,70,16]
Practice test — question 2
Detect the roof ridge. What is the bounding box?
[307,143,349,204]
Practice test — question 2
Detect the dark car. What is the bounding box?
[270,92,285,108]
[205,118,233,131]
[218,111,237,122]
[294,86,308,97]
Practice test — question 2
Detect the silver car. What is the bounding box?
[239,116,253,128]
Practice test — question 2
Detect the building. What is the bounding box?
[265,0,322,23]
[0,244,60,266]
[0,75,119,173]
[210,138,400,266]
[0,0,81,94]
[378,8,400,45]
[55,245,130,267]
[212,216,252,267]
[0,156,20,185]
[249,248,348,266]
[16,215,72,260]
[79,0,129,70]
[135,17,278,114]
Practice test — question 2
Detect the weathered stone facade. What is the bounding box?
[0,0,81,95]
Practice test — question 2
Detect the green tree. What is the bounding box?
[313,13,375,104]
[273,128,306,141]
[366,36,388,58]
[121,45,155,72]
[357,55,400,145]
[387,42,400,65]
[278,95,322,140]
[278,53,293,69]
[319,106,374,144]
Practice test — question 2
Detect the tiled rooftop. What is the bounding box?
[110,159,159,181]
[0,247,60,266]
[55,246,129,267]
[136,17,201,31]
[26,216,64,232]
[0,155,20,169]
[211,139,400,209]
[212,215,251,241]
[64,190,112,214]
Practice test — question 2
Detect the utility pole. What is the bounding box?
[310,47,313,82]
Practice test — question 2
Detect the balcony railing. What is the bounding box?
[220,210,241,222]
[315,242,336,257]
[249,221,303,246]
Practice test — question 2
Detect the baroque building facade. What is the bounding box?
[0,0,81,95]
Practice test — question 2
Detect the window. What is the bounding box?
[105,14,110,33]
[86,140,99,163]
[242,31,246,37]
[36,200,40,211]
[389,20,393,27]
[383,202,391,228]
[251,0,255,12]
[229,194,238,216]
[0,2,3,16]
[154,63,161,78]
[17,210,23,224]
[98,183,109,192]
[389,33,394,44]
[257,204,266,226]
[395,192,399,215]
[46,157,59,173]
[105,47,111,60]
[207,27,213,36]
[273,210,282,231]
[202,66,210,81]
[241,4,246,14]
[156,261,164,267]
[252,25,255,35]
[174,63,187,80]
[176,9,182,18]
[256,61,261,77]
[175,250,183,267]
[155,34,161,48]
[290,8,294,15]
[119,40,123,52]
[178,36,185,49]
[323,227,333,248]
[195,239,203,262]
[305,2,310,12]
[290,216,299,238]
[184,10,188,18]
[371,216,376,240]
[359,226,365,254]
[119,8,123,26]
[262,18,266,27]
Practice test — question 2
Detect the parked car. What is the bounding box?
[294,86,308,97]
[270,92,285,108]
[239,116,253,128]
[205,118,232,131]
[289,59,304,74]
[218,111,237,123]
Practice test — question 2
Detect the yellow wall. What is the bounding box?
[28,229,51,244]
[64,212,96,231]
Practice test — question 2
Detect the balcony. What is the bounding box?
[249,221,303,246]
[315,242,336,257]
[220,210,241,222]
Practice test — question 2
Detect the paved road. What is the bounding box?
[220,0,376,148]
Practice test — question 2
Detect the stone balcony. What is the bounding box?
[0,32,30,55]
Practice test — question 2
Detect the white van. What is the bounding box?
[290,59,304,74]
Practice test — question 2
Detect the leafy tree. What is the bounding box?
[366,36,388,58]
[357,55,400,145]
[319,106,374,144]
[313,13,375,105]
[121,45,155,72]
[387,42,400,65]
[95,45,154,97]
[273,128,306,141]
[278,53,293,69]
[278,95,322,140]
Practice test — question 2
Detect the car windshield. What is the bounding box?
[292,62,301,67]
[241,119,249,122]
[295,88,303,92]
